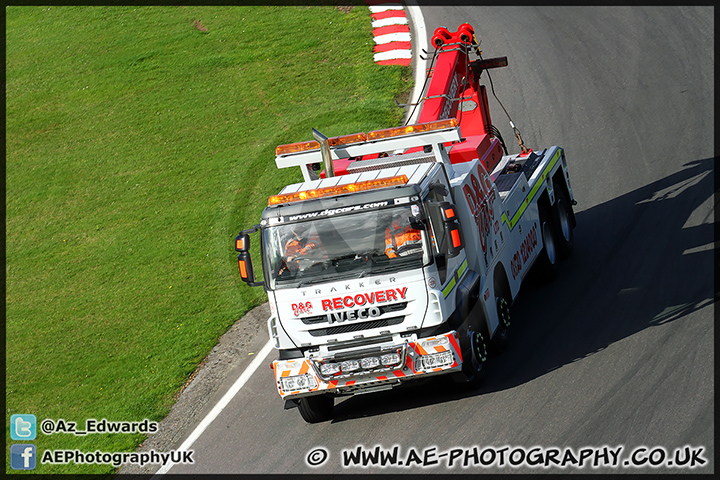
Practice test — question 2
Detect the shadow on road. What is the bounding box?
[332,156,715,422]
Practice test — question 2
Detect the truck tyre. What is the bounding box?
[535,204,559,283]
[461,330,488,389]
[298,394,334,423]
[552,182,574,259]
[491,296,511,354]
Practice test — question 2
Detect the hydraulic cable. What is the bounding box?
[477,51,529,154]
[490,124,509,155]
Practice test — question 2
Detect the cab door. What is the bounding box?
[423,168,468,301]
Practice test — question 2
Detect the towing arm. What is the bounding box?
[413,24,510,171]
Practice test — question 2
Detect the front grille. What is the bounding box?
[326,335,394,352]
[300,302,408,325]
[309,316,404,337]
[337,379,401,394]
[301,314,331,325]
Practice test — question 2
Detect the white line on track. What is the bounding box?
[152,339,274,475]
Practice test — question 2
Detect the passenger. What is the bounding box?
[385,212,422,258]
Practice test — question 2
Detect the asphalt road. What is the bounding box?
[150,6,715,475]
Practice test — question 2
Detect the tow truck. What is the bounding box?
[235,23,576,423]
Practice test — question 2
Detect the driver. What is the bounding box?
[385,212,422,258]
[279,224,323,275]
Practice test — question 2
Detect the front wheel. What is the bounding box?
[461,330,488,389]
[298,394,334,423]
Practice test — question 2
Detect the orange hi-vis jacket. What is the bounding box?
[385,224,422,258]
[285,235,320,258]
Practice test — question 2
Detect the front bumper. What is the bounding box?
[272,331,463,399]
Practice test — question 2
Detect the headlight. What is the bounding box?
[418,351,454,370]
[320,363,341,376]
[419,336,450,349]
[361,356,380,369]
[380,352,401,366]
[340,359,361,372]
[280,374,318,391]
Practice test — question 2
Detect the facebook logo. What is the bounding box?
[10,414,36,440]
[11,444,37,470]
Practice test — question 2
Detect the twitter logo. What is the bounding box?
[11,414,36,440]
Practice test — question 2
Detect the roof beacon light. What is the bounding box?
[268,174,409,206]
[367,118,459,141]
[275,133,368,156]
[275,119,459,156]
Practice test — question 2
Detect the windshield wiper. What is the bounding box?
[370,257,421,274]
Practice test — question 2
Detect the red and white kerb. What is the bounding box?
[365,1,412,66]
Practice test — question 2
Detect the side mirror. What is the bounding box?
[447,223,464,258]
[235,233,250,252]
[440,203,457,222]
[237,252,255,283]
[439,202,463,258]
[429,181,449,198]
[234,225,263,287]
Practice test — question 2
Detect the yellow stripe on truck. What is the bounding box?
[503,148,563,231]
[442,258,468,299]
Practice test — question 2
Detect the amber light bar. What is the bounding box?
[366,118,459,141]
[268,175,409,206]
[275,133,368,156]
[275,118,460,157]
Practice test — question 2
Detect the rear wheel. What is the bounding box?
[491,296,511,354]
[552,182,574,259]
[535,204,559,283]
[298,394,334,423]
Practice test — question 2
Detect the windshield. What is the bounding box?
[263,205,429,289]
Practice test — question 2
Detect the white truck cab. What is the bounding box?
[235,119,575,422]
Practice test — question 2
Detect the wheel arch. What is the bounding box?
[492,261,513,305]
[537,189,552,215]
[453,269,482,326]
[453,269,491,343]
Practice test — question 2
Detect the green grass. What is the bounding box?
[5,4,410,474]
